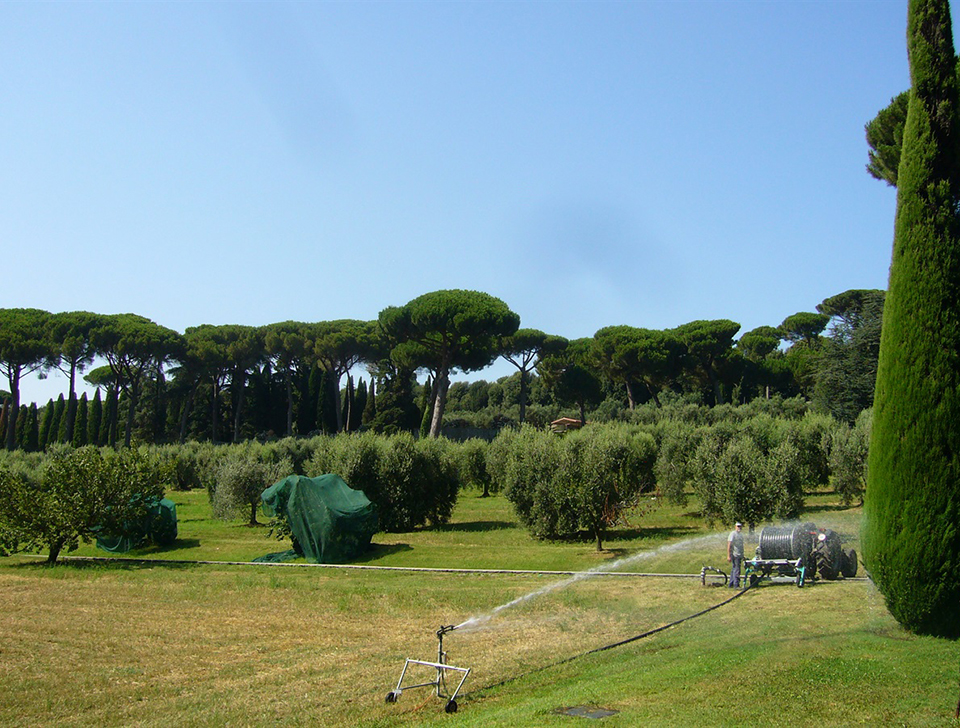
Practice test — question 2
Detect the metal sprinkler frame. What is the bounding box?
[385,625,471,714]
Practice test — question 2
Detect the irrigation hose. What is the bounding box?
[464,581,756,700]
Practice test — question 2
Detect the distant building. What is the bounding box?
[549,417,583,434]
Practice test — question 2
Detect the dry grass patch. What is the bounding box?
[0,561,735,727]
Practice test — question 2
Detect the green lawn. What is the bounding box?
[1,487,956,726]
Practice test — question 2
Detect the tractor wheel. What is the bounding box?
[816,535,841,581]
[841,548,858,578]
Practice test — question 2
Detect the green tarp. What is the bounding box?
[96,497,178,553]
[259,474,378,564]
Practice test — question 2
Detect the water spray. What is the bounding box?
[455,532,728,633]
[385,624,471,714]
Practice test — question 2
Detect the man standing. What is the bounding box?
[727,522,744,588]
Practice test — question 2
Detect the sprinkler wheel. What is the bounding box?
[385,691,398,703]
[445,699,458,713]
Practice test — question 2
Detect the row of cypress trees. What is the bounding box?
[1,391,118,451]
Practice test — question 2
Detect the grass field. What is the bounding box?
[1,488,958,726]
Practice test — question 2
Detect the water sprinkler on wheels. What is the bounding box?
[385,624,471,713]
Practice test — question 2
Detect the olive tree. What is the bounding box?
[0,447,169,564]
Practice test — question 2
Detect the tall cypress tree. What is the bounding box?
[89,389,103,447]
[73,393,89,448]
[317,370,338,434]
[862,0,960,639]
[341,375,355,432]
[352,378,367,432]
[103,387,119,448]
[24,403,39,452]
[57,393,75,443]
[15,405,29,450]
[362,378,376,424]
[39,399,54,450]
[50,395,66,444]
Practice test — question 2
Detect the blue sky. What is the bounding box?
[2,1,930,404]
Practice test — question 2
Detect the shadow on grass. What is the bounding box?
[431,520,517,533]
[135,538,203,554]
[352,542,414,563]
[804,503,858,515]
[11,556,203,571]
[603,524,701,542]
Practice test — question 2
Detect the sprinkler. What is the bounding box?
[385,624,472,713]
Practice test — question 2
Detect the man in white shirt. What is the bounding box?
[727,522,744,588]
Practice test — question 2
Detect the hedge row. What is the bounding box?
[0,402,871,552]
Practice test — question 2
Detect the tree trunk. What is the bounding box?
[332,370,344,432]
[249,500,259,526]
[65,360,78,442]
[284,370,294,436]
[178,379,199,444]
[232,371,247,443]
[123,383,139,448]
[596,529,603,552]
[644,380,662,408]
[518,370,529,424]
[5,368,20,451]
[707,363,724,405]
[210,376,221,444]
[429,368,450,438]
[107,387,120,448]
[624,380,636,410]
[46,538,65,565]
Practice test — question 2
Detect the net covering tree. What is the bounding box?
[862,0,960,639]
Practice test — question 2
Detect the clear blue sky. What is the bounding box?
[1,1,933,404]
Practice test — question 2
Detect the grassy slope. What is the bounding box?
[1,489,957,726]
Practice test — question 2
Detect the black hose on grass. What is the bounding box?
[464,582,756,700]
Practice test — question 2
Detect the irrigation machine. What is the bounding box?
[746,523,857,587]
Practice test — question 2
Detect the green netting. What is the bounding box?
[96,497,178,553]
[259,474,378,564]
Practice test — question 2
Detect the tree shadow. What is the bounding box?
[351,542,414,563]
[804,503,858,515]
[431,520,517,533]
[604,524,701,542]
[10,556,203,571]
[135,538,203,554]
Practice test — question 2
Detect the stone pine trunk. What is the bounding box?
[862,0,960,639]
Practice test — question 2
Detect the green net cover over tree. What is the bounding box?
[96,497,178,553]
[261,474,378,563]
